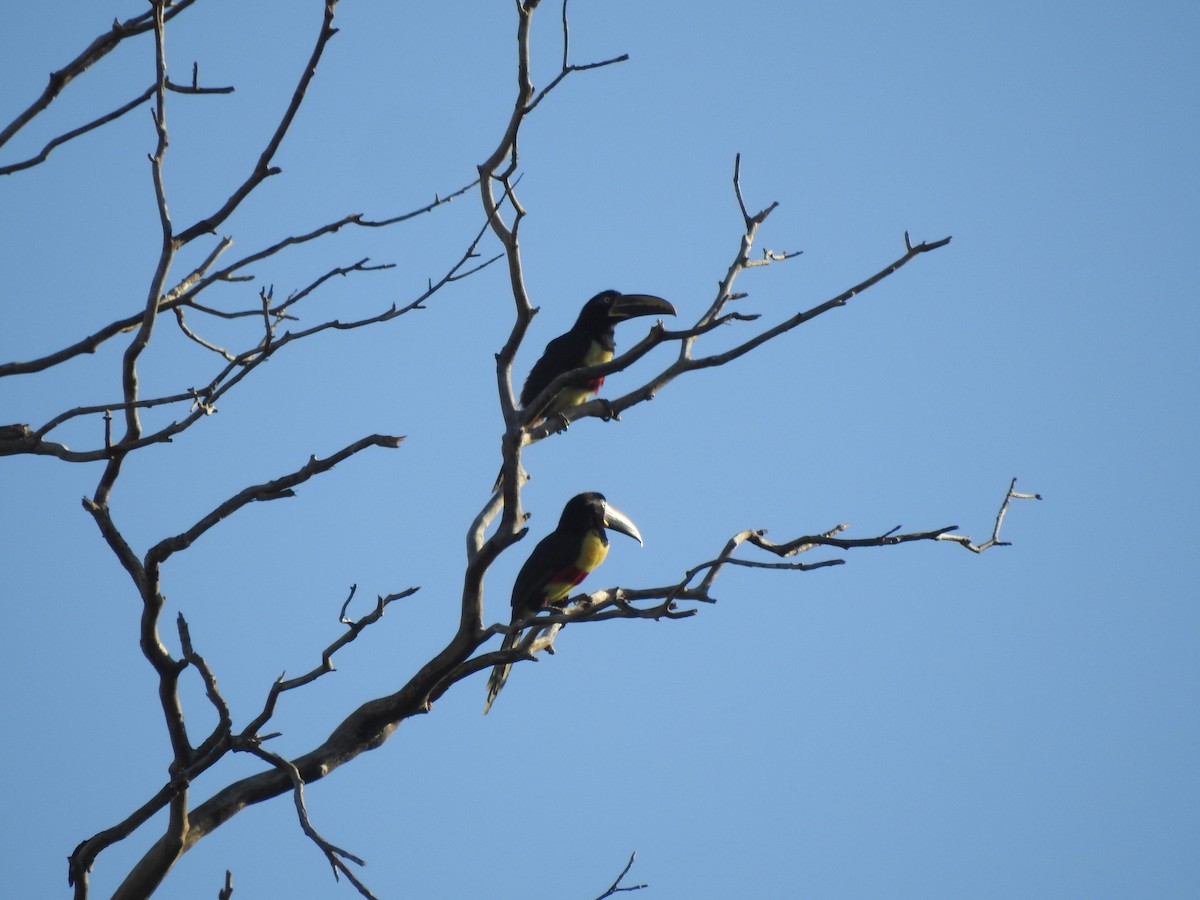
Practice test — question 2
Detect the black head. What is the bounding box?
[557,491,644,545]
[574,290,676,332]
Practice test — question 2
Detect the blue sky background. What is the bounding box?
[2,2,1198,898]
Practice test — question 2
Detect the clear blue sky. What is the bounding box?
[3,2,1198,898]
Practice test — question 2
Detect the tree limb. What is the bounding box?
[0,180,476,380]
[0,0,200,154]
[174,1,341,245]
[240,744,377,900]
[593,851,648,899]
[147,434,404,572]
[0,77,233,176]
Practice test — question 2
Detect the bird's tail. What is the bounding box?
[483,629,520,715]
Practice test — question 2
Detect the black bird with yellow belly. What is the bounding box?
[484,491,644,714]
[521,290,676,422]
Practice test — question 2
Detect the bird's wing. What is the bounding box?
[520,329,593,408]
[510,528,594,617]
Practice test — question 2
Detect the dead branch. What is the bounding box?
[241,743,377,900]
[474,0,633,642]
[177,614,234,763]
[0,73,234,176]
[173,2,341,246]
[75,433,404,897]
[147,434,404,571]
[6,210,495,463]
[0,1,201,155]
[68,581,415,895]
[92,0,177,512]
[937,477,1042,552]
[0,181,476,380]
[593,851,648,899]
[525,223,948,444]
[240,585,420,741]
[506,153,948,449]
[456,477,1039,694]
[10,1,1038,895]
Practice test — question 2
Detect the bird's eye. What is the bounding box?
[602,293,614,305]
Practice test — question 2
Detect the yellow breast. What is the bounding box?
[548,344,613,414]
[583,344,614,367]
[576,530,609,573]
[543,531,609,605]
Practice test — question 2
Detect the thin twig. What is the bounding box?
[0,77,233,176]
[241,744,377,900]
[12,217,494,461]
[241,584,419,740]
[177,613,234,763]
[593,851,648,899]
[936,477,1042,552]
[174,1,342,245]
[147,434,405,571]
[524,224,944,444]
[0,0,200,153]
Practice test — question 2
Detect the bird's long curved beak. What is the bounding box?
[610,293,676,321]
[602,502,644,546]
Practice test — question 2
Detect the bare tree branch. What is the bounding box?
[450,477,1038,699]
[239,585,420,741]
[67,581,415,895]
[0,0,201,154]
[524,224,947,445]
[937,477,1042,552]
[473,0,635,647]
[0,180,476,380]
[2,2,1038,896]
[147,434,403,572]
[91,0,177,510]
[174,1,341,246]
[3,210,494,463]
[0,77,233,176]
[593,851,649,899]
[177,613,234,764]
[241,743,377,900]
